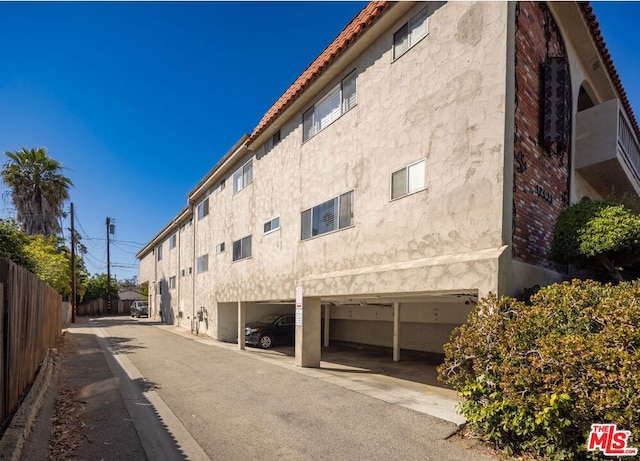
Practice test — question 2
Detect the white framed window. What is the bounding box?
[169,234,176,250]
[216,242,225,254]
[232,235,252,261]
[197,198,209,220]
[263,216,280,234]
[393,7,429,60]
[303,70,356,142]
[197,254,208,273]
[169,276,176,289]
[233,160,253,194]
[301,191,353,240]
[157,244,163,261]
[391,159,426,199]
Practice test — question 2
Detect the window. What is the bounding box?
[157,282,162,295]
[169,234,176,250]
[232,235,252,261]
[301,191,353,240]
[157,244,163,261]
[393,7,428,59]
[233,160,253,194]
[391,159,426,199]
[180,218,193,233]
[181,269,185,277]
[169,276,176,289]
[216,242,225,254]
[264,216,280,234]
[303,70,356,141]
[197,198,209,220]
[213,179,225,194]
[197,254,208,273]
[264,130,282,154]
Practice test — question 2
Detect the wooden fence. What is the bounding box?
[76,299,135,316]
[0,258,61,429]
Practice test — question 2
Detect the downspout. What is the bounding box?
[191,200,196,328]
[176,221,180,325]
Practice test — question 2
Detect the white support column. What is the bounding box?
[393,302,400,362]
[323,304,330,347]
[295,297,321,367]
[237,301,245,350]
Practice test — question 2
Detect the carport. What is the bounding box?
[294,291,478,367]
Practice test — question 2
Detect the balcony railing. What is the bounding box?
[618,112,640,184]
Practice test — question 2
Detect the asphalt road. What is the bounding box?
[93,317,493,461]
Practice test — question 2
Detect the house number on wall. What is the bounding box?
[535,185,553,204]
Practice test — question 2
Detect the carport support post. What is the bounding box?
[323,304,330,347]
[393,302,400,362]
[238,301,246,350]
[295,297,321,367]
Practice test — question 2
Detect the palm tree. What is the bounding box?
[1,147,73,237]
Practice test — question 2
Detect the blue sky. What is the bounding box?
[0,2,638,282]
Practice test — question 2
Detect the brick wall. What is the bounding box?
[512,1,570,271]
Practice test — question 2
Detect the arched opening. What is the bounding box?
[577,81,597,112]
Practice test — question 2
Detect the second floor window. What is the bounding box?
[169,276,176,289]
[233,160,253,194]
[197,254,208,273]
[391,159,426,199]
[303,70,356,142]
[169,234,176,249]
[157,244,163,261]
[264,216,280,234]
[301,191,353,240]
[233,235,252,261]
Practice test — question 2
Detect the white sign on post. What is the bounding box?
[295,286,303,325]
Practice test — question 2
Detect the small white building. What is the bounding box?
[137,1,640,366]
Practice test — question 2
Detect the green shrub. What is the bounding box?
[551,200,640,281]
[439,279,640,460]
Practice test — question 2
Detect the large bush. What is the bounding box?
[439,280,640,460]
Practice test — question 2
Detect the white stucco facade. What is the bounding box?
[137,2,640,364]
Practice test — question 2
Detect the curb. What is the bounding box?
[0,349,60,461]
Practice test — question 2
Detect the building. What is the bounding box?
[137,1,640,367]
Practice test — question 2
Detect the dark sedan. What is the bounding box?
[245,314,295,349]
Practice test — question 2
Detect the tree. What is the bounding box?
[83,274,120,303]
[551,199,640,282]
[1,147,73,237]
[0,218,36,271]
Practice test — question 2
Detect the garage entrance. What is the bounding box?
[320,291,478,364]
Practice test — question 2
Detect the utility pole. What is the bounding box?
[106,217,111,315]
[70,203,76,323]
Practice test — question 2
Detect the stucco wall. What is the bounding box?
[200,1,509,304]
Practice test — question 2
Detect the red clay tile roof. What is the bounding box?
[582,2,640,141]
[247,1,639,148]
[247,1,390,145]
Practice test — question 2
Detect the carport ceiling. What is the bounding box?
[322,291,478,306]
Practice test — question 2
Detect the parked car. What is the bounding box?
[245,314,295,349]
[130,301,149,318]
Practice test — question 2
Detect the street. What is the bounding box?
[91,317,494,461]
